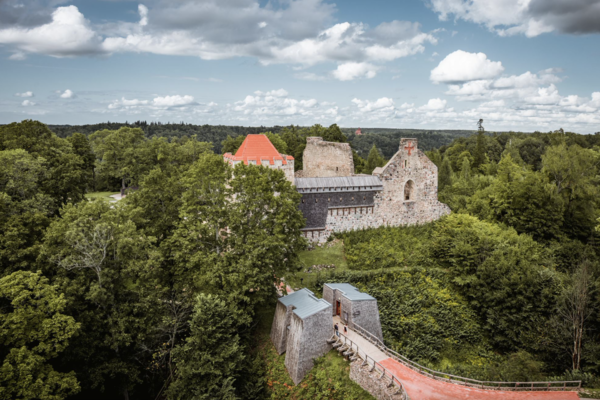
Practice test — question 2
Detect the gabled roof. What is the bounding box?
[223,134,293,166]
[324,283,375,301]
[279,288,331,319]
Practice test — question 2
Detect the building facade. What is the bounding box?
[270,288,332,384]
[323,283,383,341]
[298,137,450,242]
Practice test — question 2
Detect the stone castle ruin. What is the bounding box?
[223,134,450,242]
[271,284,382,384]
[296,137,450,241]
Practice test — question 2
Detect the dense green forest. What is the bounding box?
[2,119,600,399]
[42,121,477,158]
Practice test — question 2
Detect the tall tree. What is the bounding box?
[89,127,148,192]
[473,131,487,169]
[41,201,163,399]
[0,271,80,400]
[67,132,96,191]
[439,156,453,191]
[364,144,385,174]
[166,294,243,400]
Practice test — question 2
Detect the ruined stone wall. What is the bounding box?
[301,138,451,243]
[351,300,384,342]
[285,308,332,384]
[349,360,400,400]
[300,137,354,178]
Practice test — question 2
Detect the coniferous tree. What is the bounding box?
[439,156,453,190]
[473,131,486,169]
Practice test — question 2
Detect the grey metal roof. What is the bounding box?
[294,176,383,193]
[279,288,331,319]
[324,283,375,301]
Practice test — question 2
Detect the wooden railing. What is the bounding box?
[351,323,582,392]
[334,331,409,400]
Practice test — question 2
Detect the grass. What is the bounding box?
[286,240,348,293]
[580,388,600,398]
[85,192,120,202]
[251,299,374,400]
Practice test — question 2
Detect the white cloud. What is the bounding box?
[420,98,447,110]
[0,6,103,57]
[138,4,149,27]
[21,100,35,106]
[15,91,33,97]
[0,2,438,78]
[351,97,395,112]
[152,95,195,107]
[428,0,600,37]
[332,62,378,81]
[60,89,74,98]
[430,50,504,83]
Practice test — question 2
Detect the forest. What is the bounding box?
[1,119,600,399]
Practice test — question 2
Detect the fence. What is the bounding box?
[351,323,582,392]
[334,331,409,400]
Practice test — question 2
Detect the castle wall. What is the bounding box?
[301,137,354,178]
[285,307,332,384]
[300,138,451,242]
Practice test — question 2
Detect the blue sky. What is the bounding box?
[1,0,599,132]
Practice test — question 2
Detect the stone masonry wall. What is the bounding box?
[285,307,332,384]
[301,138,450,242]
[349,360,401,400]
[300,137,354,178]
[351,300,384,342]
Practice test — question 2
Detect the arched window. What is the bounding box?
[404,180,415,201]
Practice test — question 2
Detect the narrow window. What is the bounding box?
[315,199,318,203]
[302,199,304,203]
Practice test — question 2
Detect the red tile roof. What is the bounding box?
[223,134,293,166]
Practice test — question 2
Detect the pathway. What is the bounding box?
[333,318,579,400]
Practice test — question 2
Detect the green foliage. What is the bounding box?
[0,120,87,207]
[364,144,386,174]
[439,156,453,190]
[0,271,80,400]
[473,131,486,169]
[40,201,163,397]
[221,135,246,154]
[166,294,244,400]
[431,214,561,350]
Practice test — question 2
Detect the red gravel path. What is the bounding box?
[379,358,579,400]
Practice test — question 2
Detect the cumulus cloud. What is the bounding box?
[430,50,504,83]
[60,89,74,98]
[0,2,438,80]
[138,4,148,27]
[332,62,378,81]
[15,91,33,97]
[427,0,600,37]
[21,100,35,106]
[0,5,103,57]
[420,98,447,110]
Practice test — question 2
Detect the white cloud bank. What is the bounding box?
[0,2,438,80]
[15,91,33,97]
[428,0,600,37]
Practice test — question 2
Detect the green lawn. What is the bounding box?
[85,192,120,202]
[285,240,348,294]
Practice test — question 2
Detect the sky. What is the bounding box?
[0,0,599,133]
